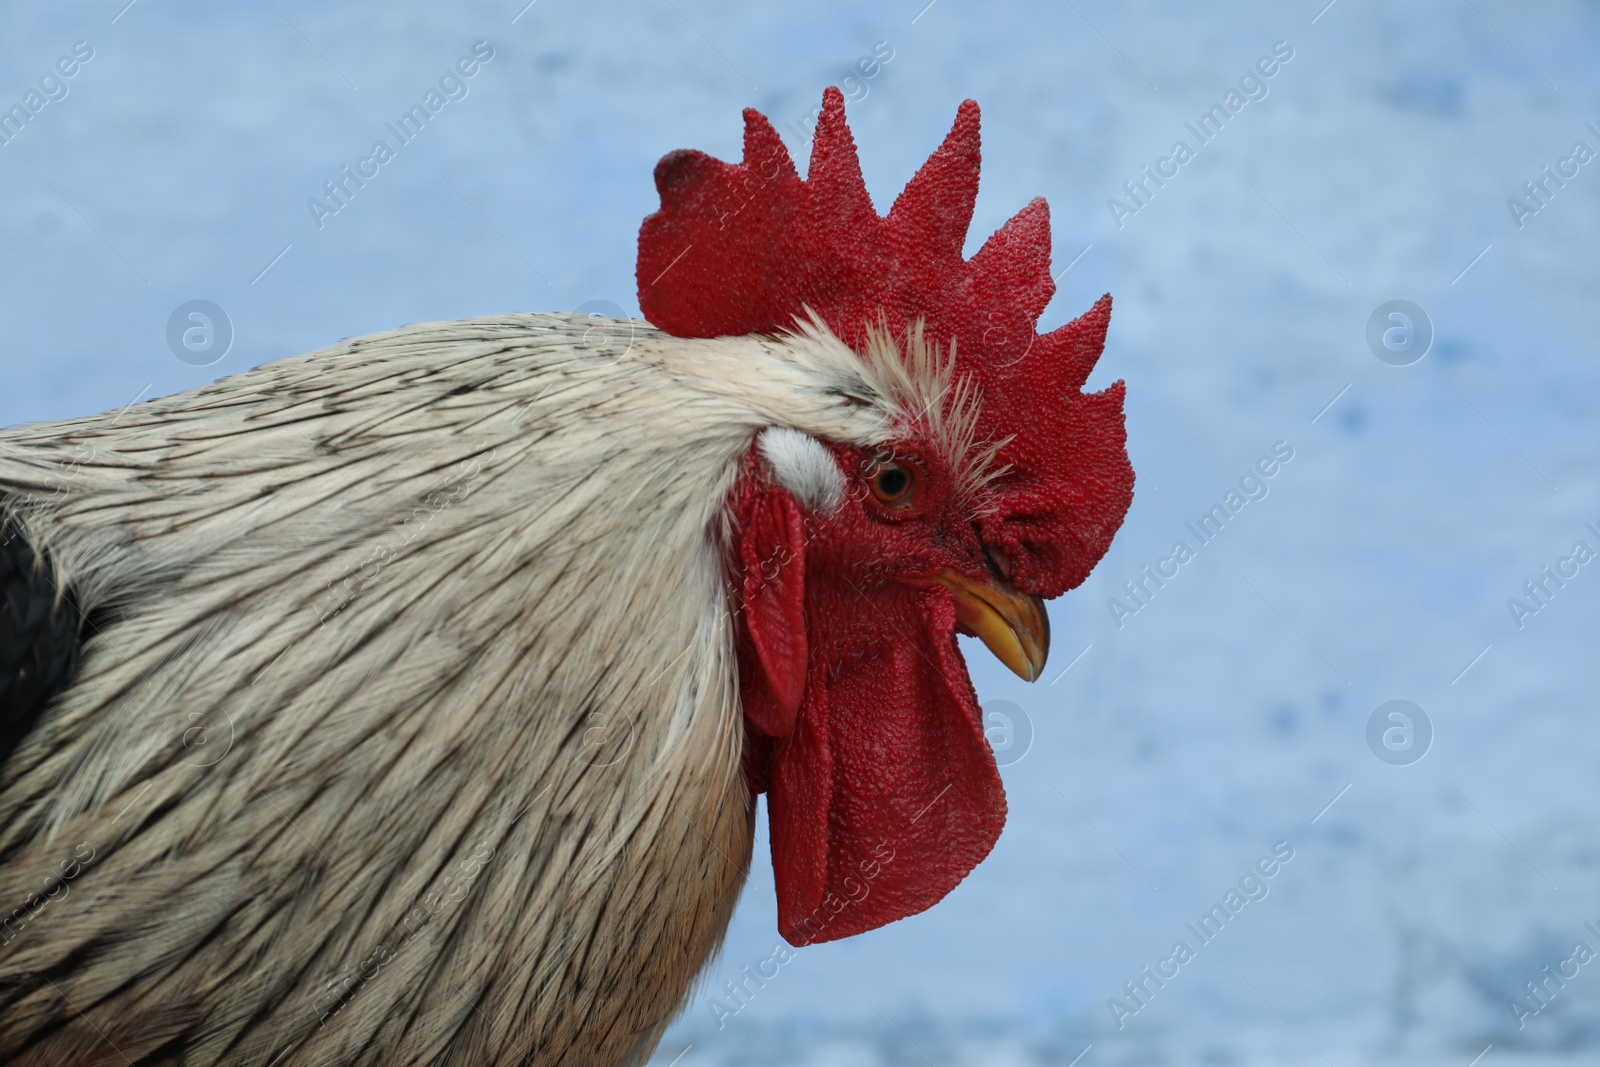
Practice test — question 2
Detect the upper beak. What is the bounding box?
[930,570,1050,682]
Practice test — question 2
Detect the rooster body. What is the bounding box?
[0,314,911,1064]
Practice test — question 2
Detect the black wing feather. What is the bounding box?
[0,511,82,774]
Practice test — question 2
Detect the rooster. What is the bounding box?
[0,87,1132,1066]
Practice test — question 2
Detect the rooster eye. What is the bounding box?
[864,457,920,509]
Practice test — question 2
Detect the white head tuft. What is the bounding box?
[756,427,845,513]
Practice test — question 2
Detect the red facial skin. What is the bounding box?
[733,437,1007,946]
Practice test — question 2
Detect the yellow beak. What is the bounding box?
[931,570,1050,682]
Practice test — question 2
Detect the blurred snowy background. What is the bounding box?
[2,1,1597,1064]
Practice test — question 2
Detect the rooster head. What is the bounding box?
[637,88,1134,945]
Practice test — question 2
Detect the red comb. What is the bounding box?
[638,88,1133,596]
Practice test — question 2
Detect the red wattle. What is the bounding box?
[767,590,1005,946]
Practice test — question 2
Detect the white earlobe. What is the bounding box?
[756,427,845,513]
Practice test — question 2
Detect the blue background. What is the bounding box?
[2,1,1597,1063]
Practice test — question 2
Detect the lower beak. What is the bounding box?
[930,570,1050,682]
